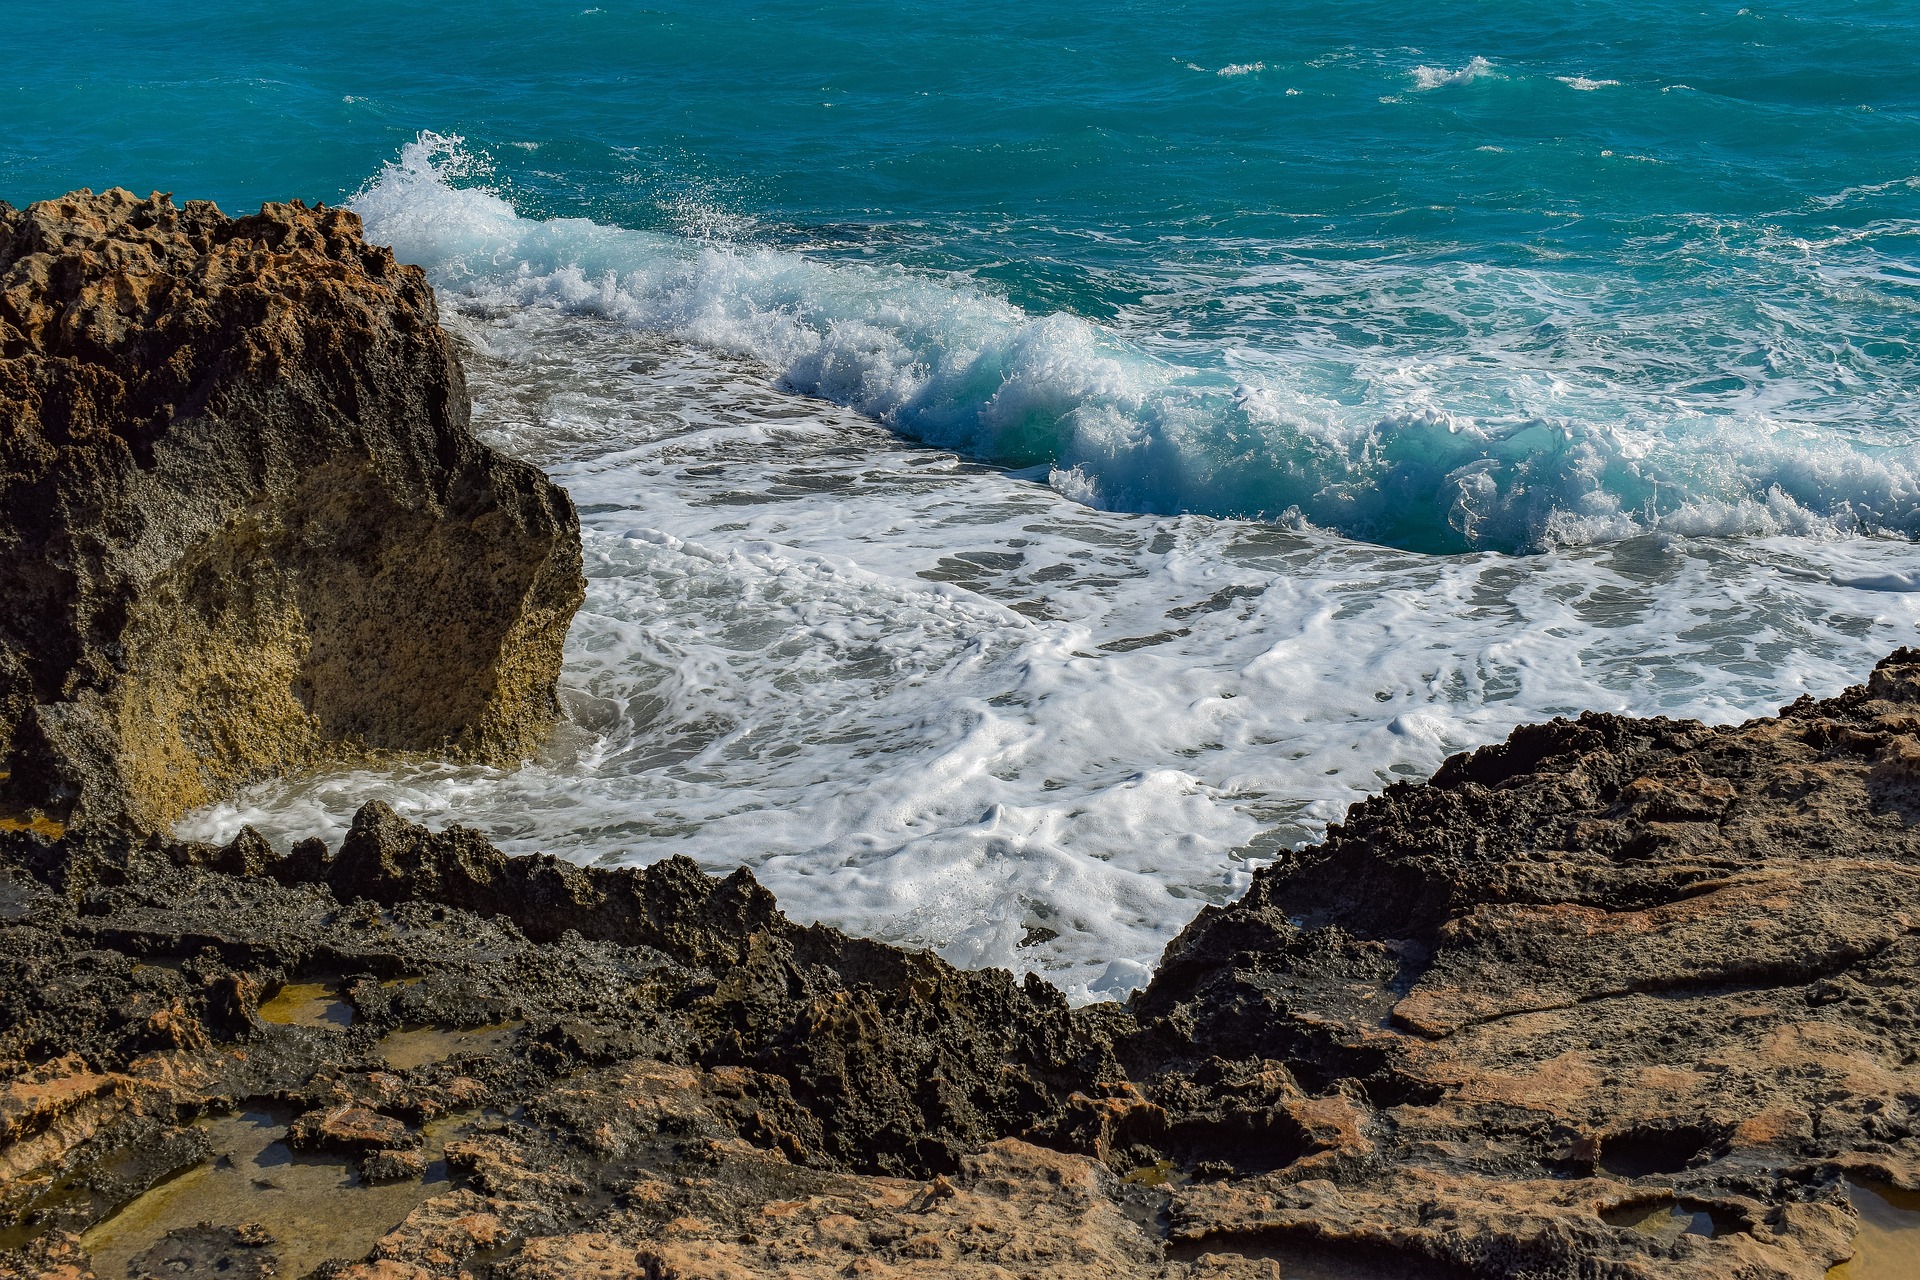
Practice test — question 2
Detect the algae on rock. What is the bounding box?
[0,188,584,832]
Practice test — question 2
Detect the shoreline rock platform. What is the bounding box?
[2,189,1918,1279]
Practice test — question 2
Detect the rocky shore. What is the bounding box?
[4,190,1919,1279]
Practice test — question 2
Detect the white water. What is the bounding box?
[336,135,1920,557]
[179,299,1920,1000]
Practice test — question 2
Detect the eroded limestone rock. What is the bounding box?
[0,188,583,832]
[1126,646,1920,1277]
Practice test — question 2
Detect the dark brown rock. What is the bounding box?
[361,1148,429,1182]
[126,1224,276,1280]
[0,188,584,833]
[0,797,1127,1272]
[9,630,1920,1279]
[319,799,788,970]
[288,1104,415,1155]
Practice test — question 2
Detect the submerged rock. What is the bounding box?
[0,188,583,833]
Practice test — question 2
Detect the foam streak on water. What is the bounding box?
[180,297,1920,1000]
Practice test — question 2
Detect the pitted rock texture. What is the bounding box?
[0,806,1128,1279]
[0,187,583,832]
[1124,647,1920,1278]
[9,653,1920,1278]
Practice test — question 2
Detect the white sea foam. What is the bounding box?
[1217,62,1264,77]
[345,134,1920,557]
[1558,75,1620,91]
[1835,571,1920,592]
[177,307,1920,1000]
[1409,57,1497,90]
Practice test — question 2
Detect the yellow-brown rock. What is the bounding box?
[0,188,583,832]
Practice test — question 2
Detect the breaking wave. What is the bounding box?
[350,132,1920,555]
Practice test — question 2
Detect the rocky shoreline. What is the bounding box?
[3,191,1919,1279]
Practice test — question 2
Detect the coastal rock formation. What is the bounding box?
[0,806,1127,1279]
[2,190,1917,1277]
[1125,647,1920,1278]
[0,188,583,833]
[9,651,1920,1277]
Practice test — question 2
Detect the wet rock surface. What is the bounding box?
[6,653,1920,1276]
[0,188,583,832]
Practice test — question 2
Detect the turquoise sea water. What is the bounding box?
[11,3,1920,993]
[10,0,1920,551]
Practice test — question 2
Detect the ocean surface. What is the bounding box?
[8,0,1920,998]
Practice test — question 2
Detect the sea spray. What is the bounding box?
[352,133,1920,555]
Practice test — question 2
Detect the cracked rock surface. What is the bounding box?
[6,652,1920,1276]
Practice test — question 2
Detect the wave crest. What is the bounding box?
[1410,57,1498,90]
[350,133,1920,555]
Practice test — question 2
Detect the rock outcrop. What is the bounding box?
[1120,648,1920,1278]
[9,652,1920,1277]
[0,804,1130,1279]
[0,188,583,833]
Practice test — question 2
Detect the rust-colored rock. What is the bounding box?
[0,1230,94,1280]
[289,1103,415,1155]
[0,188,583,832]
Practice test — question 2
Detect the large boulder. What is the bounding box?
[0,188,583,833]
